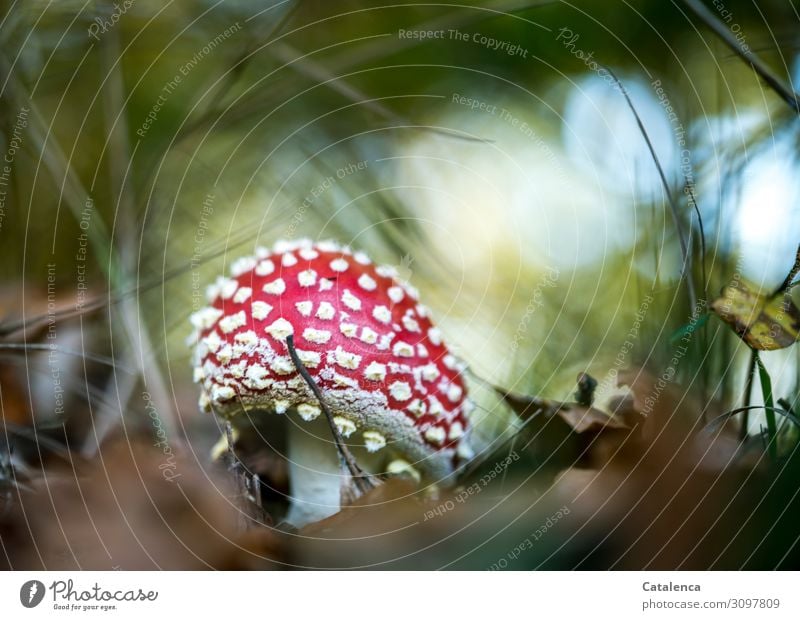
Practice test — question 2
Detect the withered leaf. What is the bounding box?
[498,390,629,433]
[710,280,800,350]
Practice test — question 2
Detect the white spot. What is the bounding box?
[402,315,421,332]
[424,426,446,446]
[231,256,257,277]
[416,343,429,357]
[262,278,286,295]
[212,385,236,402]
[316,240,340,253]
[334,416,357,437]
[443,354,458,370]
[231,342,250,359]
[447,384,463,403]
[377,333,395,351]
[244,364,270,389]
[218,277,238,300]
[363,431,387,452]
[389,381,412,401]
[404,284,419,300]
[190,307,223,330]
[255,260,275,276]
[360,327,378,344]
[354,251,371,265]
[202,331,222,353]
[273,239,300,253]
[457,441,475,460]
[198,392,211,412]
[364,361,387,381]
[274,400,290,414]
[428,327,443,346]
[234,330,258,346]
[297,350,321,368]
[333,373,358,389]
[388,286,404,304]
[270,356,294,375]
[297,403,321,421]
[462,399,475,415]
[286,375,306,389]
[387,459,420,482]
[408,399,427,417]
[251,301,273,321]
[339,322,358,338]
[334,346,362,370]
[392,341,414,357]
[376,265,398,279]
[373,305,391,324]
[421,364,440,382]
[295,301,313,317]
[330,258,349,272]
[216,344,233,363]
[298,269,317,287]
[428,396,445,416]
[315,301,335,320]
[233,287,252,304]
[205,283,220,302]
[265,318,294,340]
[299,248,319,260]
[229,361,248,378]
[415,304,428,318]
[219,310,247,334]
[192,367,204,383]
[255,246,270,259]
[342,289,361,311]
[281,252,298,267]
[448,422,465,440]
[358,273,377,291]
[303,328,332,344]
[389,362,412,374]
[319,278,334,291]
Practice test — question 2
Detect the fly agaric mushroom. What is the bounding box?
[189,239,473,525]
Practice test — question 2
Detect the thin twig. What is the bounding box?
[285,335,376,493]
[680,0,800,114]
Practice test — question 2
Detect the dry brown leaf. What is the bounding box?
[1,439,285,569]
[499,390,629,433]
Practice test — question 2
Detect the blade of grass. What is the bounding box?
[187,0,555,137]
[754,352,778,461]
[740,348,757,440]
[607,68,698,313]
[680,0,800,114]
[268,41,491,143]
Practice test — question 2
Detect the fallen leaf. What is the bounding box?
[711,280,800,350]
[499,390,629,433]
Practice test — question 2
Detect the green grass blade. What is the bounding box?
[755,353,778,461]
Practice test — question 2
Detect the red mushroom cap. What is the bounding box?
[189,239,473,480]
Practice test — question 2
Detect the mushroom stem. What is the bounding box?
[286,335,378,493]
[285,417,345,526]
